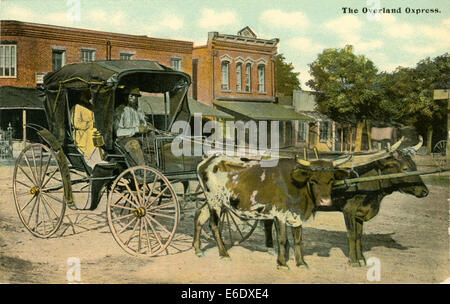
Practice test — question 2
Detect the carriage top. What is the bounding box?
[40,60,192,150]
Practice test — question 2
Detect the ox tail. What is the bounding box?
[196,153,219,193]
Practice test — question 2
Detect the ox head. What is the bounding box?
[377,136,428,198]
[291,156,351,206]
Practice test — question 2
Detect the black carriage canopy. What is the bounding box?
[42,60,192,150]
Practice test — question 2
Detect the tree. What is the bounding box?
[383,53,450,150]
[274,54,300,96]
[306,45,379,122]
[307,45,379,151]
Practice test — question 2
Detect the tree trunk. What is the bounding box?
[427,125,433,154]
[354,121,364,152]
[366,119,372,151]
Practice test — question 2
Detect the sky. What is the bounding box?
[0,0,448,88]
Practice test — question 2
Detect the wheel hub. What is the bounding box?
[30,186,40,195]
[133,207,146,218]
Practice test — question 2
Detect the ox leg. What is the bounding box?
[274,219,289,269]
[210,209,230,259]
[356,218,366,266]
[343,212,359,267]
[292,225,308,269]
[193,204,210,257]
[264,220,274,248]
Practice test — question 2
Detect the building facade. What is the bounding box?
[0,21,292,150]
[192,27,279,106]
[293,89,337,152]
[0,20,193,88]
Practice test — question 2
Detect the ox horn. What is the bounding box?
[295,155,311,167]
[390,136,405,151]
[335,138,404,169]
[332,155,352,167]
[411,135,423,152]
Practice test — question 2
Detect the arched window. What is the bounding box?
[221,61,230,90]
[245,63,252,92]
[258,64,265,93]
[236,63,242,91]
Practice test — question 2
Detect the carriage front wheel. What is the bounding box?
[107,166,180,256]
[13,143,66,238]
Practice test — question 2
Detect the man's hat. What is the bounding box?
[129,88,141,97]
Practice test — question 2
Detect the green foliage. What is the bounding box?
[306,45,379,121]
[307,46,449,136]
[274,54,300,96]
[376,53,449,139]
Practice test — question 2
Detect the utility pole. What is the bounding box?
[433,89,449,165]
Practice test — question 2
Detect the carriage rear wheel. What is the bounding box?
[219,207,258,247]
[107,166,180,256]
[432,140,447,167]
[13,143,66,238]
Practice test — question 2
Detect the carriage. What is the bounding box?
[12,60,257,256]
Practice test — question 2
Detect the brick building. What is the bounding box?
[192,26,278,106]
[0,21,306,149]
[0,20,193,88]
[192,27,311,148]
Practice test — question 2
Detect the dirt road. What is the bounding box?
[0,160,448,284]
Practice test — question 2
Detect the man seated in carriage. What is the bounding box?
[114,87,155,166]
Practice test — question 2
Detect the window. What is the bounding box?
[245,63,252,92]
[81,49,96,62]
[258,64,265,93]
[0,44,17,77]
[120,53,134,60]
[320,121,330,142]
[171,57,182,71]
[298,121,307,141]
[221,61,230,90]
[236,63,242,91]
[52,49,66,71]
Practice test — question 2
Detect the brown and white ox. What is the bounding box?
[262,137,429,267]
[193,154,350,269]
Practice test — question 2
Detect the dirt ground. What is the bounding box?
[0,156,448,284]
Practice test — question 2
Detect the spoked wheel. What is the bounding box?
[432,140,447,167]
[107,166,180,256]
[13,143,66,238]
[219,207,258,247]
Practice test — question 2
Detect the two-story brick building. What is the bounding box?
[0,20,194,143]
[192,27,309,148]
[192,26,278,105]
[0,20,193,88]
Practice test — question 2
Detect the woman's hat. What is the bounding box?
[129,88,141,97]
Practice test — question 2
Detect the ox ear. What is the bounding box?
[291,167,311,184]
[334,169,350,180]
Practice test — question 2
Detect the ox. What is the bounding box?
[263,137,429,267]
[193,154,350,268]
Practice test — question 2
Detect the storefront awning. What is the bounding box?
[214,101,314,121]
[140,96,233,119]
[0,86,44,110]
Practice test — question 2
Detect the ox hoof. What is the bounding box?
[358,259,367,267]
[266,248,276,255]
[220,256,231,261]
[350,262,361,268]
[297,263,309,270]
[277,265,290,270]
[195,250,204,257]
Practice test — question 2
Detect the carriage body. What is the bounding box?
[12,60,208,256]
